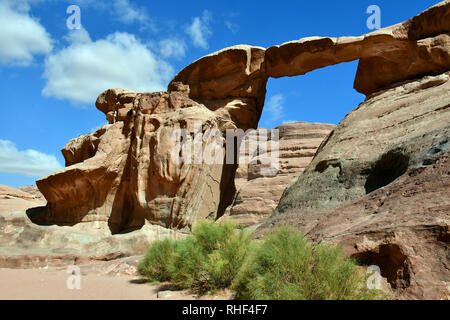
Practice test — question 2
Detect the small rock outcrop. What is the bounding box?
[0,209,183,269]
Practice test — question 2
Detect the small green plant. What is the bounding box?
[137,238,179,282]
[232,227,385,300]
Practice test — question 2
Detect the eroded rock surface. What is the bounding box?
[257,71,450,300]
[0,209,184,269]
[17,185,45,202]
[37,88,244,233]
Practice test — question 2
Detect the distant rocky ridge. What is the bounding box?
[0,184,45,213]
[17,185,45,202]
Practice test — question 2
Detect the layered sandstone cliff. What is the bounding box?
[220,122,335,226]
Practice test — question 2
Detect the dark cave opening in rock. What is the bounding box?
[352,243,411,290]
[364,150,410,194]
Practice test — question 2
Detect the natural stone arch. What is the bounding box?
[169,0,450,130]
[35,1,450,233]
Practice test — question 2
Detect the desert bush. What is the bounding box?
[137,238,179,282]
[139,223,384,299]
[138,221,252,293]
[232,227,384,300]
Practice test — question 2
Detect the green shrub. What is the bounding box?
[137,238,179,282]
[232,227,385,300]
[139,223,385,299]
[138,221,252,293]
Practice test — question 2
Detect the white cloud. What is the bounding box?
[225,21,238,34]
[0,140,62,178]
[186,10,212,49]
[266,94,286,122]
[0,0,52,66]
[158,38,186,59]
[42,28,174,104]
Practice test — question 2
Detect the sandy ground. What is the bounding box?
[0,268,231,300]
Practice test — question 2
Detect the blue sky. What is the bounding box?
[0,0,441,187]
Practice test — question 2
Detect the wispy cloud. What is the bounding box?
[225,21,238,34]
[266,94,286,123]
[42,28,174,104]
[112,0,147,24]
[0,0,52,66]
[0,140,62,178]
[186,10,212,49]
[158,38,186,59]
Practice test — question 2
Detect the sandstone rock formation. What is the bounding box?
[37,89,241,233]
[35,1,450,235]
[256,149,450,300]
[266,0,450,96]
[220,122,335,226]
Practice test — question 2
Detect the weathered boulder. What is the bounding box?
[220,122,335,226]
